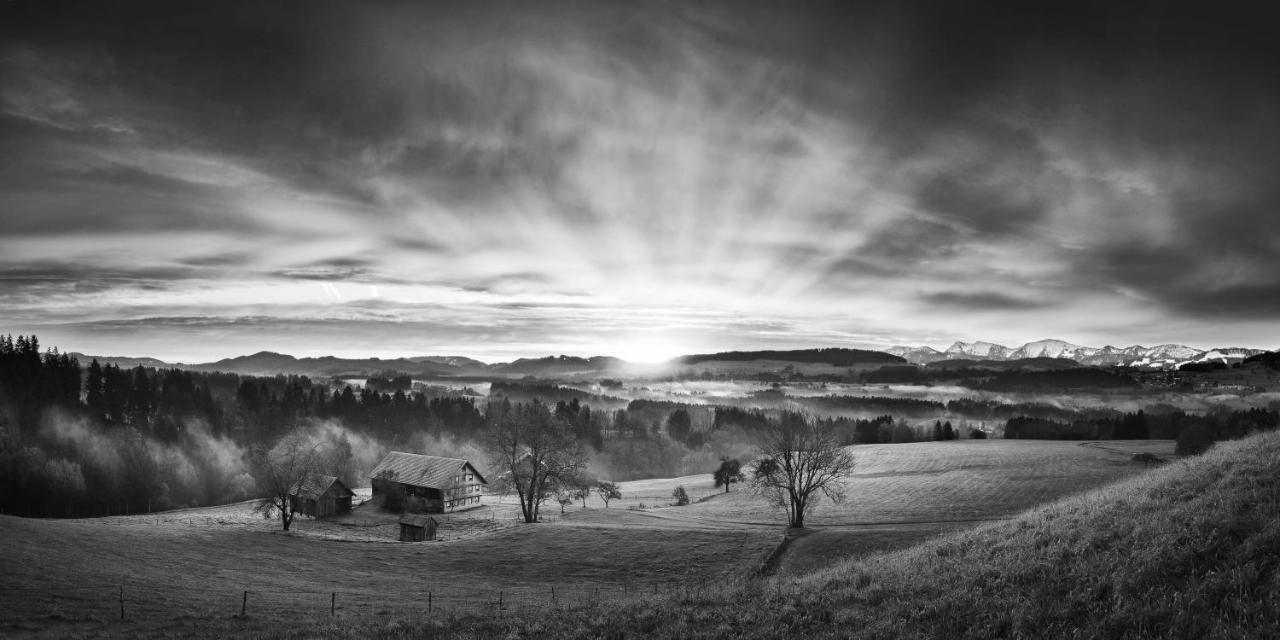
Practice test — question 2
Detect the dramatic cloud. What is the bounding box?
[2,0,1279,361]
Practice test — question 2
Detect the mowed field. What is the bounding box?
[676,439,1175,525]
[646,439,1176,576]
[0,439,1174,638]
[0,508,777,638]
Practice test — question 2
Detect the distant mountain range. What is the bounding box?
[69,341,1274,379]
[67,350,631,379]
[677,348,903,367]
[886,340,1267,369]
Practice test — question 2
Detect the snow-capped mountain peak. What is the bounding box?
[889,339,1266,369]
[1007,339,1098,360]
[944,341,1011,358]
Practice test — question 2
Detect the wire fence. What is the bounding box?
[2,578,738,623]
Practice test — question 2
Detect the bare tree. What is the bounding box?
[484,399,587,523]
[555,489,574,515]
[713,457,743,493]
[595,481,621,507]
[252,429,324,531]
[569,471,595,508]
[751,412,854,528]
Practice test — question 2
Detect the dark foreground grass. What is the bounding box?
[251,431,1280,639]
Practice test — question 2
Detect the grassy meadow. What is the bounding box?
[678,439,1174,524]
[0,507,777,638]
[275,430,1280,639]
[6,435,1272,639]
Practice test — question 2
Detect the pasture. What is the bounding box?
[676,439,1175,525]
[0,508,777,638]
[0,438,1177,638]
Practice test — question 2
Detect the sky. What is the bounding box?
[2,0,1279,363]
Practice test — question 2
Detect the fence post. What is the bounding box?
[119,585,124,620]
[241,591,247,617]
[331,592,336,617]
[428,591,432,614]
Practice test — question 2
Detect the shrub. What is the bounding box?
[672,485,690,506]
[969,428,987,439]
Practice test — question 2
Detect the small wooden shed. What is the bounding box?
[399,514,438,542]
[288,474,355,518]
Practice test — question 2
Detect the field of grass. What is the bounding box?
[255,430,1279,639]
[0,505,777,638]
[0,438,1197,638]
[677,439,1174,525]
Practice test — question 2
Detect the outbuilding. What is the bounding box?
[399,514,438,542]
[288,474,355,518]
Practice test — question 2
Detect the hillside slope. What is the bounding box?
[284,431,1280,639]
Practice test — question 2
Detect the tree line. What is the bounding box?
[1001,408,1280,446]
[0,335,488,517]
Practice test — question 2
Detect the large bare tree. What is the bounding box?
[751,412,855,528]
[484,399,587,523]
[252,429,324,531]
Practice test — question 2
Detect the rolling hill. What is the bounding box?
[299,430,1277,639]
[4,433,1276,638]
[678,348,904,367]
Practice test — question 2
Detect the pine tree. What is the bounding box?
[102,364,127,423]
[86,359,105,418]
[128,366,152,430]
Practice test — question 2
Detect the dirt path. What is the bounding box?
[564,504,1014,579]
[775,520,996,576]
[1078,440,1176,457]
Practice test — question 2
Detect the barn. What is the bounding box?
[399,514,438,542]
[369,452,488,513]
[288,474,355,518]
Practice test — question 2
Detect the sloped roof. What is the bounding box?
[288,474,354,499]
[369,452,488,489]
[399,514,437,528]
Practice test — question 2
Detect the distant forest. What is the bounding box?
[2,334,1277,519]
[0,335,488,518]
[1002,408,1279,443]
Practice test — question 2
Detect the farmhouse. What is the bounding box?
[369,452,487,512]
[288,474,355,518]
